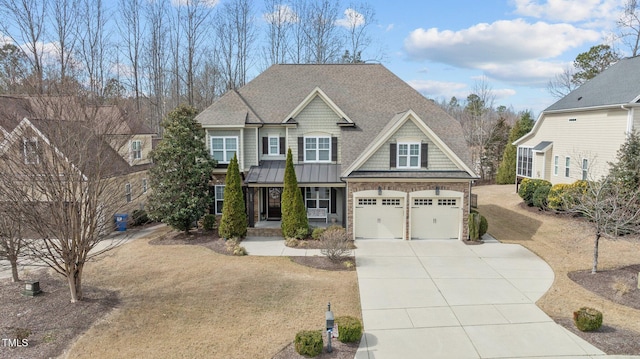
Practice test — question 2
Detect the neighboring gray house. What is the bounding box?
[196,64,478,240]
[514,56,640,185]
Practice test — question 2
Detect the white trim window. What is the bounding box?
[211,136,238,163]
[553,155,559,176]
[268,136,279,155]
[304,136,330,162]
[131,140,142,160]
[215,185,225,214]
[305,187,330,209]
[125,183,132,203]
[23,137,39,164]
[142,178,148,194]
[517,147,533,177]
[397,142,420,168]
[565,156,571,177]
[582,158,588,180]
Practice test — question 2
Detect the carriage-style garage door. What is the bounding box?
[354,197,404,239]
[411,197,460,239]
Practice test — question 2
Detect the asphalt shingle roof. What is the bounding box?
[196,64,473,172]
[545,56,640,112]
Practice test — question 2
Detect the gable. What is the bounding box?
[358,120,459,171]
[282,87,352,124]
[287,96,342,163]
[345,110,475,176]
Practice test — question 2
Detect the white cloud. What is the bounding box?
[512,0,621,23]
[404,19,600,65]
[264,4,298,25]
[336,8,365,28]
[479,59,571,86]
[408,79,467,97]
[385,24,394,32]
[0,33,13,46]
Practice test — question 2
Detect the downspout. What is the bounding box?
[621,104,634,135]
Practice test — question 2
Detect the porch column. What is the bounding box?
[247,187,255,227]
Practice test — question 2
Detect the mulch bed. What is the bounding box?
[272,335,360,359]
[150,230,356,272]
[0,272,118,359]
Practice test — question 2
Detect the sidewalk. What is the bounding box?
[242,236,324,256]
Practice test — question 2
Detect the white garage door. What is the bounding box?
[411,197,460,239]
[354,197,404,239]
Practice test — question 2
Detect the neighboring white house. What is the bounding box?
[514,56,640,186]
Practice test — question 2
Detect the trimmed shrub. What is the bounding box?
[479,215,488,237]
[468,212,480,240]
[335,316,362,343]
[295,227,309,240]
[218,154,247,239]
[281,149,308,238]
[547,183,571,210]
[532,184,552,209]
[518,178,552,206]
[295,330,323,357]
[131,209,150,226]
[573,307,603,332]
[201,214,216,231]
[311,227,325,240]
[320,227,353,262]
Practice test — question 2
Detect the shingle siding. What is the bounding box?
[358,120,459,171]
[243,128,257,169]
[287,96,341,163]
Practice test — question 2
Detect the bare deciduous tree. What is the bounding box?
[0,96,139,302]
[118,0,145,111]
[547,65,577,99]
[49,0,78,92]
[0,0,48,93]
[617,0,640,57]
[262,0,295,67]
[339,2,375,63]
[0,207,27,282]
[144,0,169,135]
[76,0,110,98]
[215,0,256,90]
[303,0,342,64]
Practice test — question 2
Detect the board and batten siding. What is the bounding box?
[287,96,341,163]
[519,109,627,184]
[243,128,257,170]
[358,119,459,171]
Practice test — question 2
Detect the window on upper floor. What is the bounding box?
[397,142,420,168]
[517,147,533,177]
[23,137,39,164]
[268,137,279,155]
[125,183,132,203]
[304,136,330,162]
[131,140,142,160]
[211,136,238,163]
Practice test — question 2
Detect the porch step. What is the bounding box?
[246,227,283,237]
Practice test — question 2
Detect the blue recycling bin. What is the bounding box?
[114,214,129,231]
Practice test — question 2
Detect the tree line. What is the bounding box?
[0,0,380,135]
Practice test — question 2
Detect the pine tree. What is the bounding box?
[218,154,247,238]
[148,104,216,234]
[281,148,308,238]
[496,111,534,184]
[608,131,640,192]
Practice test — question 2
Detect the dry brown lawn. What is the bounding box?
[475,185,640,335]
[61,227,360,359]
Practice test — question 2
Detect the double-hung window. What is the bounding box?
[23,137,39,164]
[397,143,420,168]
[565,156,571,177]
[304,136,330,162]
[125,183,132,203]
[305,187,330,209]
[131,140,142,160]
[582,159,588,180]
[142,178,148,194]
[268,137,279,155]
[215,185,225,214]
[211,136,238,163]
[553,155,559,176]
[517,147,533,177]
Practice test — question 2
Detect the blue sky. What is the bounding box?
[359,0,625,115]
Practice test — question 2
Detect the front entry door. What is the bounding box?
[267,187,282,219]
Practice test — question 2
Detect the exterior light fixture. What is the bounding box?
[378,186,382,195]
[435,186,440,196]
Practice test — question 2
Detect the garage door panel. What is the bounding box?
[355,197,404,239]
[411,197,460,239]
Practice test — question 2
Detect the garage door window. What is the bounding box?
[382,198,400,206]
[414,199,433,206]
[438,199,457,206]
[358,198,377,205]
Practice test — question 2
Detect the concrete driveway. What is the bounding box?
[354,238,609,359]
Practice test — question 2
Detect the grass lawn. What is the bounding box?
[62,227,360,359]
[475,185,640,336]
